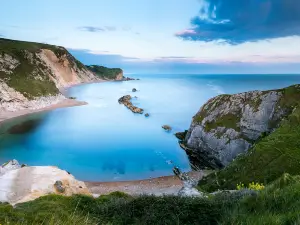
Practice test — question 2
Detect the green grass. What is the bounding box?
[204,113,241,133]
[193,94,231,124]
[86,65,123,80]
[221,174,300,225]
[0,192,229,225]
[2,176,300,225]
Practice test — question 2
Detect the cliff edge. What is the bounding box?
[86,65,124,80]
[0,38,100,112]
[182,84,300,169]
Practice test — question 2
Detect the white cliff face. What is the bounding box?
[0,159,21,175]
[0,164,90,205]
[0,53,20,74]
[185,88,290,168]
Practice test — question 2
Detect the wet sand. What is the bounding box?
[85,171,203,196]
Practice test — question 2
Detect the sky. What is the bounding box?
[0,0,300,74]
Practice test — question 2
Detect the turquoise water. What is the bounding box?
[0,74,300,181]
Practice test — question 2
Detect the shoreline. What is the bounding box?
[0,98,88,124]
[0,79,108,124]
[85,171,203,196]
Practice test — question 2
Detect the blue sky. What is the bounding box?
[1,0,300,74]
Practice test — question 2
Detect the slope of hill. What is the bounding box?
[176,84,300,191]
[86,65,124,80]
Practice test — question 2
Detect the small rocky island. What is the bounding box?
[162,125,172,131]
[118,95,144,114]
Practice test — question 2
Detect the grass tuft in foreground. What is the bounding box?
[1,175,300,224]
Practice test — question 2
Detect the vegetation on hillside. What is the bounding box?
[86,65,123,80]
[0,38,84,98]
[198,86,300,192]
[1,174,300,224]
[0,192,227,225]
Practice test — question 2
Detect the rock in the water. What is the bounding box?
[162,125,172,131]
[145,113,150,117]
[175,130,188,141]
[0,159,21,175]
[132,88,137,92]
[54,180,65,193]
[183,85,300,169]
[118,95,144,114]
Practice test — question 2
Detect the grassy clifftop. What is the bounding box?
[86,65,123,80]
[0,38,61,98]
[198,85,300,192]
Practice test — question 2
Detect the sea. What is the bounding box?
[0,74,299,181]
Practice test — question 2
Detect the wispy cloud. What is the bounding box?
[176,0,300,44]
[78,26,106,32]
[78,26,138,33]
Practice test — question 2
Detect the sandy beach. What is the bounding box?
[0,98,87,124]
[0,79,111,124]
[85,171,203,196]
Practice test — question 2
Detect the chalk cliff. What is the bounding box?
[0,160,90,205]
[0,38,102,112]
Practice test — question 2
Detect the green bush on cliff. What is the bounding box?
[86,65,123,80]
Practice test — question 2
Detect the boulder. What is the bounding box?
[145,113,150,117]
[54,180,65,193]
[175,130,188,141]
[162,125,172,131]
[132,88,137,92]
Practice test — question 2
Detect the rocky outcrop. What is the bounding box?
[0,161,90,205]
[0,38,100,112]
[182,85,300,169]
[162,125,172,131]
[0,159,21,175]
[118,95,144,114]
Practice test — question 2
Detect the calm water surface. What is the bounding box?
[0,74,300,181]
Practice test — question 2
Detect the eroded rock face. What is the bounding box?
[0,166,90,205]
[38,49,98,88]
[183,86,300,169]
[0,159,21,175]
[0,40,100,112]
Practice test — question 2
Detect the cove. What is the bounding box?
[0,74,300,181]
